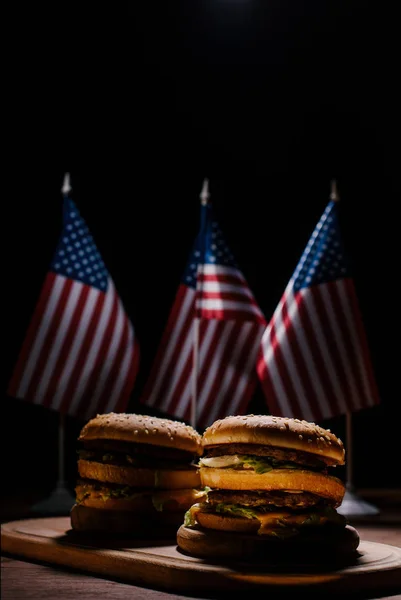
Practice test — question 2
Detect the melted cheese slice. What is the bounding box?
[256,511,328,534]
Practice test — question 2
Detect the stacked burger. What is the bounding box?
[178,414,359,560]
[71,413,205,535]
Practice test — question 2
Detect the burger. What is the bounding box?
[70,413,205,535]
[178,415,359,560]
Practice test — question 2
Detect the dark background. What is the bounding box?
[3,2,399,499]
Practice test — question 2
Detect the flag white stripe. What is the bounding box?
[146,289,195,407]
[319,284,361,411]
[197,298,261,315]
[201,264,246,279]
[268,295,314,419]
[200,281,254,297]
[206,322,254,424]
[86,298,126,411]
[337,280,374,407]
[16,276,66,398]
[50,286,100,411]
[196,321,237,418]
[68,281,116,414]
[224,331,263,419]
[199,281,253,300]
[302,290,348,414]
[158,321,194,413]
[104,322,135,413]
[287,287,333,419]
[33,281,82,404]
[173,320,219,419]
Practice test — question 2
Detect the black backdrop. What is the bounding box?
[3,1,398,495]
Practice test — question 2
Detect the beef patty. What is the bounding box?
[80,439,194,463]
[207,489,333,509]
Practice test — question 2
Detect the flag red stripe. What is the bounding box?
[311,287,350,404]
[198,290,259,303]
[344,281,380,406]
[203,322,260,424]
[225,323,263,418]
[181,321,223,423]
[198,309,264,321]
[140,286,193,405]
[257,341,284,417]
[287,293,324,421]
[114,337,140,413]
[234,374,258,418]
[196,323,240,425]
[96,315,131,414]
[198,273,247,286]
[41,285,91,409]
[295,290,341,418]
[59,291,107,414]
[156,307,194,412]
[267,302,305,418]
[142,292,194,410]
[193,321,232,423]
[7,273,56,397]
[24,278,74,402]
[74,290,120,415]
[329,282,366,410]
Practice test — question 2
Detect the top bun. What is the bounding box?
[79,413,203,456]
[203,415,345,465]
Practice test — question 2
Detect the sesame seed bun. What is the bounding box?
[78,413,202,456]
[203,415,345,465]
[200,467,345,506]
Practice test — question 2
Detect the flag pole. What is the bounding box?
[191,179,209,429]
[31,173,76,515]
[329,179,379,519]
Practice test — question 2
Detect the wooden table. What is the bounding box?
[1,520,400,600]
[1,489,400,600]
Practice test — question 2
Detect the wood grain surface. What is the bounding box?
[1,516,401,598]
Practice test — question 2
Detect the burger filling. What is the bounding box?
[78,439,195,470]
[76,479,206,512]
[189,443,345,536]
[185,501,346,537]
[200,443,334,469]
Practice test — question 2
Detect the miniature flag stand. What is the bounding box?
[8,172,140,515]
[31,175,76,515]
[337,411,379,517]
[257,180,381,519]
[31,413,75,515]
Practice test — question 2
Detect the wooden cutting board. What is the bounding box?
[2,517,401,598]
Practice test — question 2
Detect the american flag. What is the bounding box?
[140,184,266,429]
[257,195,380,422]
[7,184,140,419]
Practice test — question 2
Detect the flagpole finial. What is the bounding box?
[200,178,210,205]
[61,172,72,195]
[330,179,340,202]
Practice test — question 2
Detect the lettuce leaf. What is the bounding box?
[240,455,302,473]
[215,503,259,520]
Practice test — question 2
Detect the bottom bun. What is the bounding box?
[70,504,185,537]
[177,523,360,563]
